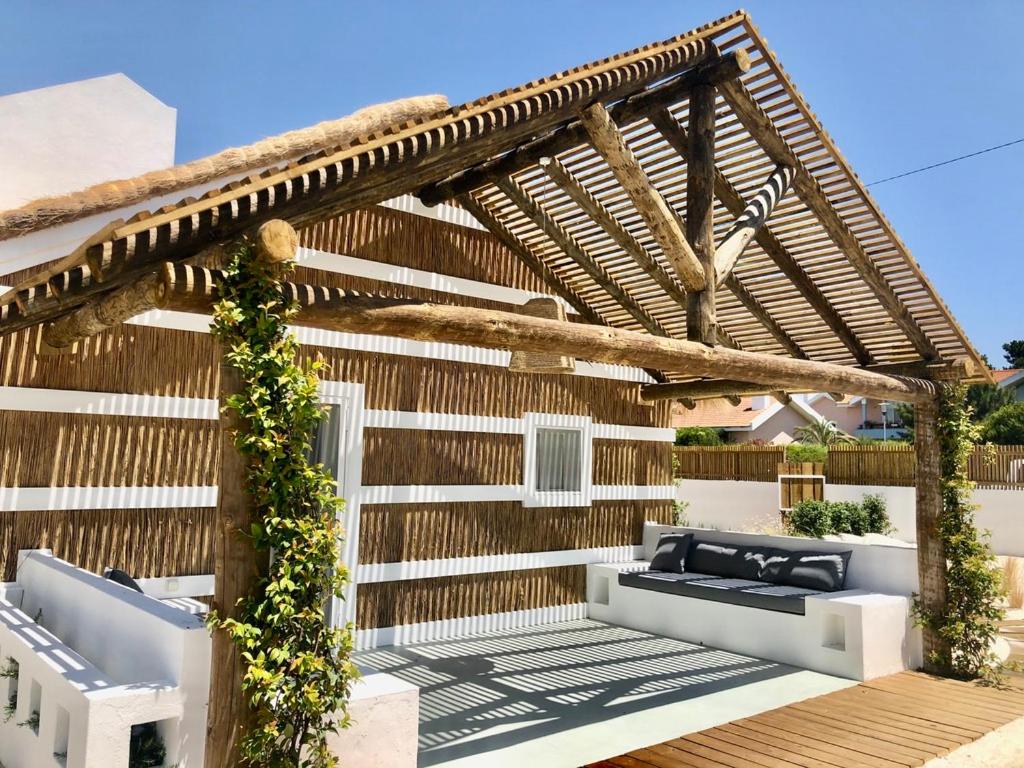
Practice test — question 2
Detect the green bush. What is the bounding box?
[675,427,725,446]
[981,402,1024,445]
[785,443,827,464]
[786,494,892,538]
[861,493,893,535]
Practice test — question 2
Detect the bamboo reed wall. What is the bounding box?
[356,565,586,630]
[0,411,218,487]
[673,444,1024,490]
[0,206,673,633]
[0,507,214,580]
[359,500,673,564]
[362,429,522,486]
[301,207,548,294]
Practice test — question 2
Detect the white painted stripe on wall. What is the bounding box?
[592,423,675,442]
[355,602,589,650]
[379,195,486,232]
[0,387,672,444]
[0,386,219,419]
[362,410,523,433]
[355,545,642,584]
[592,484,677,501]
[360,485,526,505]
[0,482,671,511]
[0,486,217,512]
[360,484,673,505]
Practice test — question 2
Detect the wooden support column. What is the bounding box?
[686,81,717,344]
[206,361,267,768]
[914,396,951,673]
[206,220,297,768]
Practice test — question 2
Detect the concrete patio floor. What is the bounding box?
[355,618,855,768]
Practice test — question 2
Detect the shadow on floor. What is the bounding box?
[355,618,798,767]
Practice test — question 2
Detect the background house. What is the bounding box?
[995,369,1024,401]
[673,393,907,443]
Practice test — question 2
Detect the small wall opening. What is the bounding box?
[592,574,610,606]
[822,612,846,652]
[27,678,42,734]
[131,719,174,767]
[1,655,19,722]
[53,704,70,766]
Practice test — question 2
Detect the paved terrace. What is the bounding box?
[355,619,853,768]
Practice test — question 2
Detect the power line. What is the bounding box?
[867,137,1024,186]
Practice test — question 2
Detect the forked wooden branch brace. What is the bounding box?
[714,165,794,283]
[579,102,706,292]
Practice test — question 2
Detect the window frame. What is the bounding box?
[522,412,593,508]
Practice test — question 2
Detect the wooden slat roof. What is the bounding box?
[0,10,985,380]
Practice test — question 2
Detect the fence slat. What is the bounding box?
[672,444,1024,490]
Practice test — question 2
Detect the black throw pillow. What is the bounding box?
[649,533,693,574]
[760,549,852,592]
[685,539,769,580]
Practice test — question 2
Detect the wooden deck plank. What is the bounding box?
[584,672,1024,768]
[698,727,836,768]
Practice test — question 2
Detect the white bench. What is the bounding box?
[586,526,923,681]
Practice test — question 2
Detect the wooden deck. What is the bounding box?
[585,671,1024,768]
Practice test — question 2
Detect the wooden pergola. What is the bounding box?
[0,10,988,764]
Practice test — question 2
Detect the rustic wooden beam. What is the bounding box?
[866,358,976,382]
[650,108,874,366]
[686,81,717,344]
[494,175,668,336]
[40,272,167,353]
[579,103,705,292]
[417,48,751,207]
[38,221,298,353]
[723,394,742,407]
[678,398,697,410]
[722,275,806,359]
[152,266,940,404]
[914,396,951,672]
[714,165,794,282]
[717,79,938,360]
[537,156,689,308]
[640,379,818,402]
[537,155,748,353]
[771,391,792,405]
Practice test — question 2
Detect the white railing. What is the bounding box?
[0,551,210,768]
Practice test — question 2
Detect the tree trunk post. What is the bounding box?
[914,396,951,673]
[686,81,717,344]
[205,358,269,766]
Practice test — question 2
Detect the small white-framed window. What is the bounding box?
[523,412,592,507]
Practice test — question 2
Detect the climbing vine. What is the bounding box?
[209,242,357,766]
[915,383,1005,682]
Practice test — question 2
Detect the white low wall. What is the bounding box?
[0,551,211,768]
[677,479,1024,556]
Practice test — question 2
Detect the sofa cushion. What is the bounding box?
[618,570,818,615]
[685,538,771,580]
[760,549,852,592]
[649,533,694,574]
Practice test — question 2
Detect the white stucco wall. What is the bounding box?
[677,479,1024,556]
[0,74,176,211]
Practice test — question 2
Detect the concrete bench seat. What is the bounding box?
[588,525,924,681]
[618,570,821,615]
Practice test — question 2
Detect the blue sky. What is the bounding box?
[2,1,1020,365]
